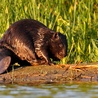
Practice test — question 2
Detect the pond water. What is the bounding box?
[0,83,98,98]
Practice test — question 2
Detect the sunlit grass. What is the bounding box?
[0,0,98,64]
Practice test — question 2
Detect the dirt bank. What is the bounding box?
[0,63,98,85]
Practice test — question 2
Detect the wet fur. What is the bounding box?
[0,19,67,66]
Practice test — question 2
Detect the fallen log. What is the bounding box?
[0,63,98,85]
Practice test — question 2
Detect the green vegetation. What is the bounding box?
[0,0,98,64]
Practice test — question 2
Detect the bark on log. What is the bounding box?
[0,63,98,85]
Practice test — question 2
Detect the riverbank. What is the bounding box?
[0,63,98,85]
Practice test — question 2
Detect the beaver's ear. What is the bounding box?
[0,56,11,74]
[52,32,59,39]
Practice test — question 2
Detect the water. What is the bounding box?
[0,83,98,98]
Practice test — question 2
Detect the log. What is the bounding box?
[0,63,98,85]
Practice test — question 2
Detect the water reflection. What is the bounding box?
[0,83,98,98]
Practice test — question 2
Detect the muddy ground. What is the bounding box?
[0,63,98,85]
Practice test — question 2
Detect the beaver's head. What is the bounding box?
[49,32,67,61]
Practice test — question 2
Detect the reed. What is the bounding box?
[0,0,98,64]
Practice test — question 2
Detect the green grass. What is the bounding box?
[0,0,98,64]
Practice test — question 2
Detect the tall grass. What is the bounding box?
[0,0,98,64]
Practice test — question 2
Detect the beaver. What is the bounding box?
[0,19,67,74]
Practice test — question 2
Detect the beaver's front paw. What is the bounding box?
[48,61,56,66]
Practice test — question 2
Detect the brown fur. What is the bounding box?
[0,19,67,66]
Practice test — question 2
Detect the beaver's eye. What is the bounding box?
[59,44,62,47]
